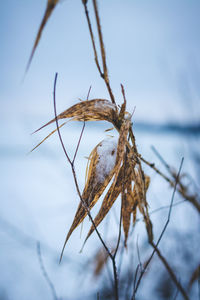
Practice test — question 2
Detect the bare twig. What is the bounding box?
[153,158,184,247]
[150,245,189,300]
[140,154,200,213]
[173,283,180,300]
[86,85,92,100]
[72,85,92,163]
[92,0,116,104]
[72,122,85,164]
[132,158,189,300]
[151,145,173,174]
[37,242,59,300]
[82,0,116,104]
[132,264,140,300]
[82,1,103,77]
[53,73,119,300]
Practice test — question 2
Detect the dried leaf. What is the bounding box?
[85,161,133,243]
[132,170,153,242]
[122,178,134,246]
[60,138,118,256]
[26,0,59,72]
[93,248,109,277]
[107,117,131,204]
[34,99,118,134]
[30,121,67,152]
[131,171,149,215]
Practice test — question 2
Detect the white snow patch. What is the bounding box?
[124,112,132,120]
[96,137,118,183]
[94,100,117,110]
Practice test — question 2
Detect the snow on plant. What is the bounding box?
[28,1,200,299]
[33,95,152,260]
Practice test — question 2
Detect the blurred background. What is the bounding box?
[0,0,200,299]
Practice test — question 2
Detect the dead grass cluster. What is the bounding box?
[28,1,200,299]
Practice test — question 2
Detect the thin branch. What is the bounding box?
[53,73,72,165]
[72,122,85,164]
[140,154,172,184]
[92,0,116,104]
[132,159,183,296]
[132,158,189,300]
[86,85,92,100]
[92,0,107,79]
[150,244,189,300]
[132,264,140,300]
[140,154,200,213]
[154,158,184,246]
[37,242,59,300]
[82,1,103,77]
[147,200,185,217]
[72,85,92,163]
[172,284,180,300]
[151,145,172,174]
[53,73,119,300]
[82,0,116,104]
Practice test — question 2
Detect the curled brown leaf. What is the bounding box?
[61,137,118,249]
[33,99,118,134]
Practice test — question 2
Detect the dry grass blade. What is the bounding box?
[61,138,118,247]
[30,121,67,152]
[82,118,131,245]
[122,178,134,247]
[85,162,133,243]
[107,117,131,200]
[33,99,118,133]
[26,0,59,72]
[132,167,153,242]
[119,84,127,121]
[93,248,110,277]
[131,175,150,223]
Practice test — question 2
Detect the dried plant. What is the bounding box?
[28,1,200,299]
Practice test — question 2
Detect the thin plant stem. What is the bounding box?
[92,0,116,104]
[82,0,116,104]
[132,158,189,300]
[37,242,58,300]
[82,1,103,77]
[53,73,119,300]
[140,154,200,213]
[72,122,85,164]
